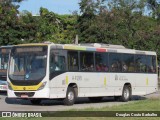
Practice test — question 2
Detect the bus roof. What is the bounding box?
[50,43,156,56]
[13,43,156,56]
[16,43,50,46]
[0,45,13,48]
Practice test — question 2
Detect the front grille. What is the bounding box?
[14,92,35,97]
[10,80,41,86]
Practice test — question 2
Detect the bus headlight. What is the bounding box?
[7,82,13,90]
[38,82,47,90]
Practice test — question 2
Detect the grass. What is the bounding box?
[1,99,160,120]
[81,99,160,111]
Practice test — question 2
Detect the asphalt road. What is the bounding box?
[0,91,159,111]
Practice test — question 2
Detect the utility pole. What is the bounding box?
[75,34,78,45]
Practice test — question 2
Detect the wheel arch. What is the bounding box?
[68,83,78,97]
[123,83,132,90]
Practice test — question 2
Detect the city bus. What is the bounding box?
[7,43,158,105]
[0,46,12,91]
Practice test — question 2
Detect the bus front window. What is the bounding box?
[9,46,47,81]
[0,48,10,77]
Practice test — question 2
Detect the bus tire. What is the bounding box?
[88,97,103,103]
[63,87,76,106]
[121,85,131,102]
[30,99,41,105]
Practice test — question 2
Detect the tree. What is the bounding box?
[19,10,39,43]
[106,1,140,44]
[147,0,160,19]
[107,0,160,60]
[77,0,101,43]
[0,0,23,2]
[0,0,26,45]
[34,7,64,43]
[77,0,146,45]
[55,14,78,43]
[0,0,22,45]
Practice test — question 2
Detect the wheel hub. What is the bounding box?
[68,91,74,101]
[124,88,129,100]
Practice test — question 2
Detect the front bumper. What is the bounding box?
[7,88,50,99]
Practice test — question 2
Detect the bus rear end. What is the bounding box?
[7,45,49,104]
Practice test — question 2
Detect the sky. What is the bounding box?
[17,0,80,15]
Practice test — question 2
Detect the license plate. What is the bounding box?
[21,94,28,98]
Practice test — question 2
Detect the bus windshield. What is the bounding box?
[9,46,47,81]
[0,48,11,76]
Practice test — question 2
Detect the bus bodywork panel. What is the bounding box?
[7,72,158,99]
[49,72,158,98]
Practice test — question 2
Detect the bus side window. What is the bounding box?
[49,53,55,73]
[59,56,66,71]
[149,56,156,73]
[68,51,79,71]
[109,53,122,72]
[50,52,66,72]
[135,55,147,73]
[122,54,134,72]
[95,53,108,72]
[80,52,94,71]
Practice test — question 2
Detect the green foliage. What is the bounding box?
[19,10,39,43]
[147,0,160,19]
[77,0,160,61]
[36,7,61,42]
[33,7,77,44]
[0,0,159,62]
[77,0,105,42]
[55,14,78,43]
[0,0,22,45]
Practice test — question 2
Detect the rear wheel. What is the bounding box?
[30,99,41,105]
[88,97,103,103]
[121,85,131,102]
[63,87,76,106]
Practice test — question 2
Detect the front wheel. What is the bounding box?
[30,99,41,105]
[63,87,76,106]
[121,85,131,102]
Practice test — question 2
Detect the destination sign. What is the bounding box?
[16,47,43,53]
[0,49,11,54]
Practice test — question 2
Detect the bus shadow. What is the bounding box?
[5,96,147,106]
[0,91,7,96]
[131,95,146,100]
